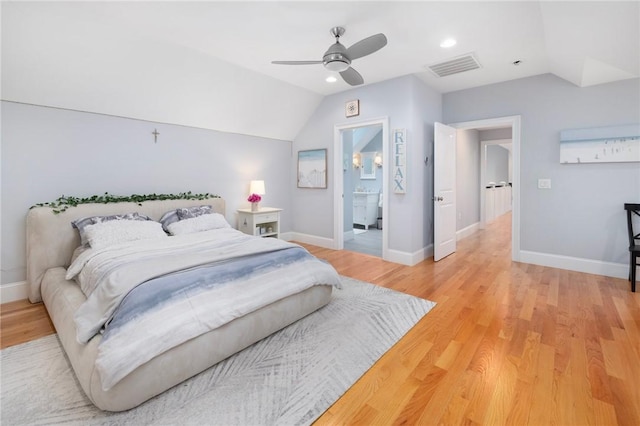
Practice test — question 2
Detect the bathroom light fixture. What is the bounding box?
[374,152,383,167]
[352,153,361,168]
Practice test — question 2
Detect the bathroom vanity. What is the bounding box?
[353,192,379,229]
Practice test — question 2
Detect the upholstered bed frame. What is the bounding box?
[26,198,332,411]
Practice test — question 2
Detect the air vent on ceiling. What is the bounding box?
[427,53,481,78]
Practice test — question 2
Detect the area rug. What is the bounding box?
[1,277,435,425]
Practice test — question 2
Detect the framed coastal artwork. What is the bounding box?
[560,124,640,164]
[297,149,327,189]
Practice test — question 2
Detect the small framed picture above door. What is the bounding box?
[345,99,360,118]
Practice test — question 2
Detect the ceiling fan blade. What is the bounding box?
[271,60,323,65]
[347,33,387,60]
[340,67,364,86]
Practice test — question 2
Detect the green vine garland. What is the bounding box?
[31,191,220,214]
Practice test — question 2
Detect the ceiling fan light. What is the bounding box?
[325,59,350,72]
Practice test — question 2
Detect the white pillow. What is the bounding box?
[167,213,230,236]
[84,220,167,249]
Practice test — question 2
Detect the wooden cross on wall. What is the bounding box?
[152,129,160,143]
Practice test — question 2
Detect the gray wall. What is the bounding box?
[486,145,510,184]
[444,74,640,264]
[293,75,441,254]
[1,101,293,284]
[479,128,512,141]
[456,129,480,231]
[411,77,442,252]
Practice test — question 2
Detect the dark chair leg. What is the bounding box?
[632,255,637,292]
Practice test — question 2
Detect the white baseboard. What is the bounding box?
[288,232,336,249]
[519,250,629,279]
[386,244,433,266]
[456,222,480,241]
[1,281,28,303]
[279,231,294,241]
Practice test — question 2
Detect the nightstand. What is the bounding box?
[237,207,282,238]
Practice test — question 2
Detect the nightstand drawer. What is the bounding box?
[255,213,278,223]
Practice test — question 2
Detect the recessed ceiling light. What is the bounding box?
[326,76,337,83]
[440,38,457,48]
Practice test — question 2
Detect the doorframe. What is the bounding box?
[449,115,521,262]
[480,138,512,228]
[333,117,389,260]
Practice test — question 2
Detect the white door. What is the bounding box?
[434,122,457,261]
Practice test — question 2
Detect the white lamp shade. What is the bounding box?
[249,180,265,195]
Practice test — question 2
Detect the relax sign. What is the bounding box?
[393,129,406,194]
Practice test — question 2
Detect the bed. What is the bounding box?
[26,197,339,411]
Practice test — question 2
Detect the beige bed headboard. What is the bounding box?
[26,197,225,303]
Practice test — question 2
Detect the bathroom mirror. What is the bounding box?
[360,152,376,179]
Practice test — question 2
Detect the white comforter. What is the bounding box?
[66,228,341,390]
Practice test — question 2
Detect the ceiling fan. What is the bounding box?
[272,27,388,86]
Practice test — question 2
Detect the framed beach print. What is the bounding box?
[297,149,327,189]
[559,124,640,164]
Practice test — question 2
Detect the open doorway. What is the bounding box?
[450,116,521,262]
[333,117,390,260]
[343,124,383,257]
[481,138,512,227]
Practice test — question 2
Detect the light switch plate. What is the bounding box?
[538,178,551,189]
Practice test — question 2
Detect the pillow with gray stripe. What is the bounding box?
[160,205,213,233]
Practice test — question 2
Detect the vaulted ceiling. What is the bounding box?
[16,0,636,94]
[3,1,638,140]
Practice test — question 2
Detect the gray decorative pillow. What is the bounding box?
[159,209,180,233]
[71,213,151,246]
[160,205,213,233]
[176,205,212,220]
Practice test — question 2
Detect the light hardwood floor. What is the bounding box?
[1,213,639,425]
